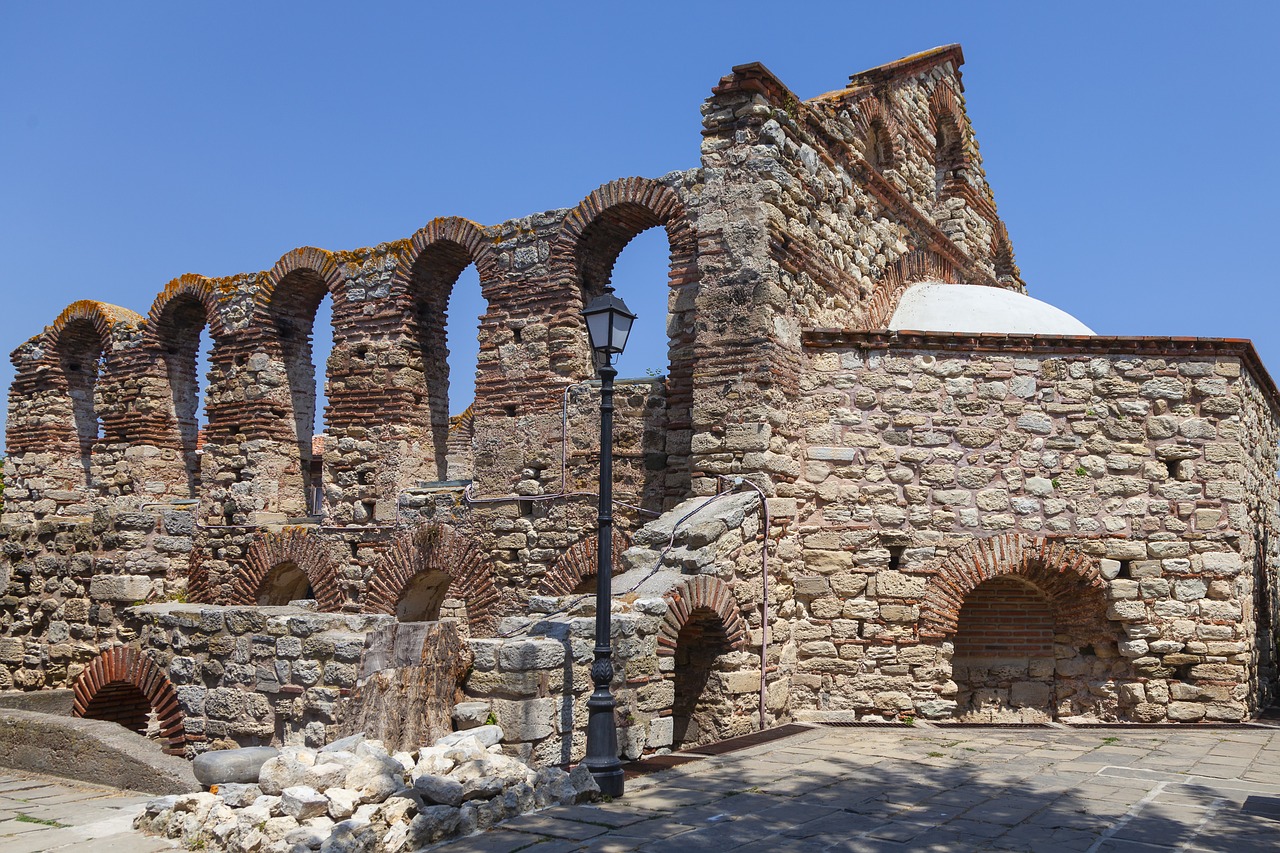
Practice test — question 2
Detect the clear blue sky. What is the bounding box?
[2,2,1277,444]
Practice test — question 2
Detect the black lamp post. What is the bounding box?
[579,284,635,799]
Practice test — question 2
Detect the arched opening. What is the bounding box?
[81,680,154,736]
[671,607,732,749]
[395,569,451,622]
[576,216,679,512]
[952,576,1056,721]
[934,115,964,202]
[155,295,212,495]
[407,243,485,482]
[571,575,597,595]
[256,560,314,606]
[600,227,670,382]
[269,268,334,516]
[71,647,187,754]
[57,318,107,485]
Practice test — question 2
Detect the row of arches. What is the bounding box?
[8,176,698,517]
[840,86,975,208]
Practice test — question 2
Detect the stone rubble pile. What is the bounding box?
[134,726,599,853]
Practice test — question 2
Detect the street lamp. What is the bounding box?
[580,284,635,798]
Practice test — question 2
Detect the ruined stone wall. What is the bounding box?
[0,508,194,691]
[126,605,389,754]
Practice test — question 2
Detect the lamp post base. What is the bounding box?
[583,760,625,798]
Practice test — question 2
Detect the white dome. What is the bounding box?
[888,282,1095,336]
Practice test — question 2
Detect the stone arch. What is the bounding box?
[551,176,699,503]
[929,86,969,202]
[656,575,747,658]
[392,218,497,480]
[919,533,1109,640]
[145,275,226,494]
[256,247,345,313]
[656,575,747,748]
[848,96,900,171]
[72,646,186,755]
[42,301,144,483]
[231,528,345,611]
[257,248,346,513]
[865,249,963,329]
[365,525,501,635]
[538,528,631,596]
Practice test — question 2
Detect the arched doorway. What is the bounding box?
[671,607,734,748]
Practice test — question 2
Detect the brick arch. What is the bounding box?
[72,646,186,755]
[929,86,969,200]
[146,274,228,343]
[919,533,1109,639]
[390,218,497,480]
[866,249,963,329]
[551,176,699,504]
[255,247,344,312]
[656,576,747,657]
[49,299,144,346]
[230,528,345,611]
[399,217,499,286]
[551,176,697,309]
[848,96,901,170]
[365,524,501,636]
[538,528,631,596]
[143,275,227,493]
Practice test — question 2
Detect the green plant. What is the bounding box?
[15,814,67,827]
[899,713,915,726]
[1075,466,1088,477]
[485,711,498,727]
[927,751,945,758]
[1051,478,1061,489]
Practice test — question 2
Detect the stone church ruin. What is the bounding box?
[3,44,1278,777]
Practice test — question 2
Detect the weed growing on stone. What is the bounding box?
[14,814,67,828]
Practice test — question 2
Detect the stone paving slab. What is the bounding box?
[0,772,175,852]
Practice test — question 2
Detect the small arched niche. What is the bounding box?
[256,560,314,606]
[395,569,452,623]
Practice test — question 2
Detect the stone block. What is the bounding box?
[646,716,673,748]
[491,699,556,742]
[1200,552,1242,577]
[876,571,925,598]
[1010,681,1051,708]
[498,639,565,671]
[1166,702,1205,722]
[193,746,279,786]
[88,574,154,602]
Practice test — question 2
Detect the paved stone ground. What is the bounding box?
[0,772,176,853]
[442,725,1280,853]
[6,725,1280,852]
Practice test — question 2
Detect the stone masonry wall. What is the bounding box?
[127,604,392,754]
[0,507,194,691]
[782,331,1280,723]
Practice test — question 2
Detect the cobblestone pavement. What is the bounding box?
[7,724,1280,852]
[0,772,176,853]
[446,724,1280,853]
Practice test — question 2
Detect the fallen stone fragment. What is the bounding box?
[281,785,330,821]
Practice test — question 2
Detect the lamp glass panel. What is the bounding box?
[610,312,633,354]
[585,309,612,353]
